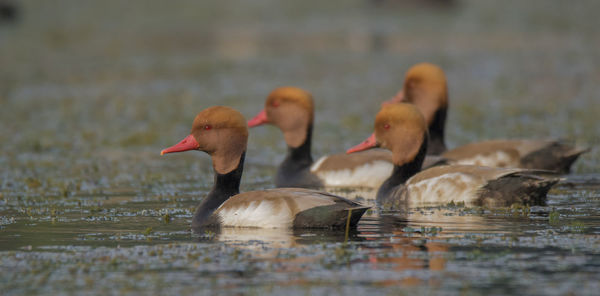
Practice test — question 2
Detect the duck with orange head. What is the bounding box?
[248,86,397,189]
[161,106,369,230]
[348,103,560,209]
[386,63,588,173]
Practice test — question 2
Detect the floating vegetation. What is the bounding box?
[162,213,172,224]
[549,210,561,225]
[565,221,587,234]
[142,227,153,236]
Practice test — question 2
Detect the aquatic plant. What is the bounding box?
[548,210,560,225]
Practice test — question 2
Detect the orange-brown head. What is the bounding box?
[402,63,448,125]
[383,63,448,122]
[347,103,428,166]
[161,106,248,174]
[247,86,315,148]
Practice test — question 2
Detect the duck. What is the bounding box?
[247,86,397,189]
[160,106,369,229]
[347,103,560,209]
[386,63,588,173]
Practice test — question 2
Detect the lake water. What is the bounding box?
[1,0,599,295]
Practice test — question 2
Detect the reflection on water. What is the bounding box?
[199,206,497,283]
[210,227,367,251]
[206,205,493,249]
[200,210,456,287]
[214,227,296,249]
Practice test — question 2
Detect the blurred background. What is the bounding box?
[1,0,598,192]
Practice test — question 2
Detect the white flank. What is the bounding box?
[217,200,293,228]
[313,160,394,188]
[406,173,482,206]
[452,151,517,168]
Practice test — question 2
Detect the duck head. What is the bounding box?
[161,106,248,174]
[347,103,428,167]
[385,63,448,126]
[247,86,314,148]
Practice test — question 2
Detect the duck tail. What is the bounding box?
[345,206,370,228]
[477,173,561,207]
[557,145,590,173]
[522,141,590,174]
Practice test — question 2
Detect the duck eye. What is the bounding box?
[384,124,390,130]
[204,125,212,130]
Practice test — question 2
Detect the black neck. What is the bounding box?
[192,152,245,227]
[377,135,428,201]
[276,125,314,185]
[427,107,447,155]
[286,124,314,167]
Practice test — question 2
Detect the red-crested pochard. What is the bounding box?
[347,103,560,209]
[387,63,588,173]
[247,86,398,189]
[161,106,369,229]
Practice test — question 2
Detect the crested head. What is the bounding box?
[374,103,428,165]
[402,63,448,124]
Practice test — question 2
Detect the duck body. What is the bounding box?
[348,103,560,210]
[211,188,368,229]
[378,165,558,208]
[272,135,395,189]
[276,148,396,189]
[249,87,394,189]
[310,149,395,188]
[309,149,445,188]
[161,106,369,230]
[442,139,589,174]
[192,155,368,229]
[391,63,587,173]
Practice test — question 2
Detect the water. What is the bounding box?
[2,178,599,295]
[1,0,599,295]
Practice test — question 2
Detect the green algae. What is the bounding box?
[549,210,561,225]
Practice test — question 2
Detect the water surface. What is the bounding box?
[1,0,599,295]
